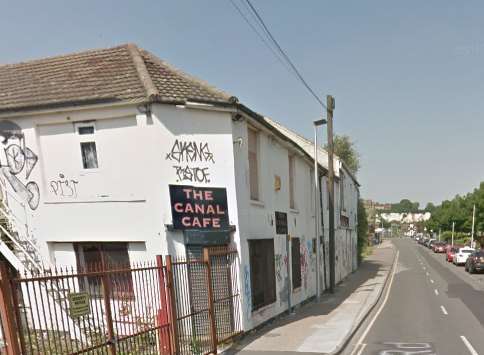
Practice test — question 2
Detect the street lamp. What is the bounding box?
[313,118,327,302]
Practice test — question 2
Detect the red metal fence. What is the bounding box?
[0,248,242,355]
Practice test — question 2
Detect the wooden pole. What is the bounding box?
[327,95,336,293]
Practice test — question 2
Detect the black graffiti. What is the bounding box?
[50,173,79,198]
[0,121,40,210]
[165,140,215,163]
[1,169,40,210]
[174,165,211,183]
[4,144,38,179]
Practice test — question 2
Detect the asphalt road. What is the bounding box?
[345,238,484,355]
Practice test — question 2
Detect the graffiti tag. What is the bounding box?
[50,173,79,198]
[173,165,210,183]
[166,140,215,163]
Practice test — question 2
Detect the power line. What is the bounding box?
[228,0,292,73]
[243,0,327,109]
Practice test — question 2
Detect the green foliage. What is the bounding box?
[390,199,420,213]
[357,198,369,264]
[425,181,484,237]
[325,135,360,174]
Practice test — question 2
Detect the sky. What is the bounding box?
[2,0,484,207]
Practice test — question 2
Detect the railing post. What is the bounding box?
[101,272,117,355]
[203,248,218,354]
[0,262,21,355]
[156,255,171,355]
[165,255,179,355]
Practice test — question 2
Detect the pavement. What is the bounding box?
[226,240,396,355]
[343,238,484,355]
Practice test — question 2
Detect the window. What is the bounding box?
[76,123,99,169]
[291,238,301,289]
[340,172,345,212]
[75,242,132,298]
[248,239,276,310]
[248,127,259,200]
[289,154,295,209]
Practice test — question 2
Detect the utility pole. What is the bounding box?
[327,95,336,294]
[313,118,326,302]
[472,204,476,248]
[452,221,455,246]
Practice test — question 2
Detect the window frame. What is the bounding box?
[288,154,296,210]
[75,121,100,170]
[247,126,260,202]
[74,242,133,299]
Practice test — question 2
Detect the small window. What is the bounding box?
[81,142,99,169]
[289,154,295,209]
[291,238,301,289]
[248,239,276,310]
[78,126,95,135]
[248,128,259,200]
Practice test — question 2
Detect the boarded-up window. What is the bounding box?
[248,239,276,310]
[291,238,301,289]
[289,154,295,209]
[75,242,132,299]
[248,128,259,200]
[340,172,345,212]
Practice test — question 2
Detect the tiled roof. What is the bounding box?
[0,44,231,113]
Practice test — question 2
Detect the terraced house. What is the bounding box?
[0,44,359,336]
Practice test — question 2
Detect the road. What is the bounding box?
[345,238,484,355]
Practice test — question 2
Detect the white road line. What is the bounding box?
[430,279,434,283]
[354,343,367,355]
[460,336,479,355]
[440,305,448,315]
[350,251,400,355]
[434,289,439,295]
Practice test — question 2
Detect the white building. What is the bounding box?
[0,44,359,331]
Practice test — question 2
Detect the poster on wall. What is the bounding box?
[169,185,229,230]
[275,211,288,234]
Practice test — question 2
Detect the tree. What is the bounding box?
[357,198,369,264]
[391,199,419,213]
[325,135,360,175]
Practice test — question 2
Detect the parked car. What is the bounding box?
[432,242,446,253]
[465,250,484,273]
[446,246,461,262]
[453,247,475,266]
[427,239,437,249]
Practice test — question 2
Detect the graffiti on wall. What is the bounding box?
[49,173,79,198]
[300,241,309,289]
[243,265,252,321]
[166,140,215,163]
[165,139,215,183]
[0,121,40,210]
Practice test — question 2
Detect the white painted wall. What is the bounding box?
[0,103,240,264]
[0,102,358,333]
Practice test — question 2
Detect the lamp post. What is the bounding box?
[313,118,327,302]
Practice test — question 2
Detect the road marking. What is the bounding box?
[354,342,366,355]
[440,305,448,315]
[430,279,434,283]
[434,289,439,295]
[460,336,478,355]
[350,251,400,355]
